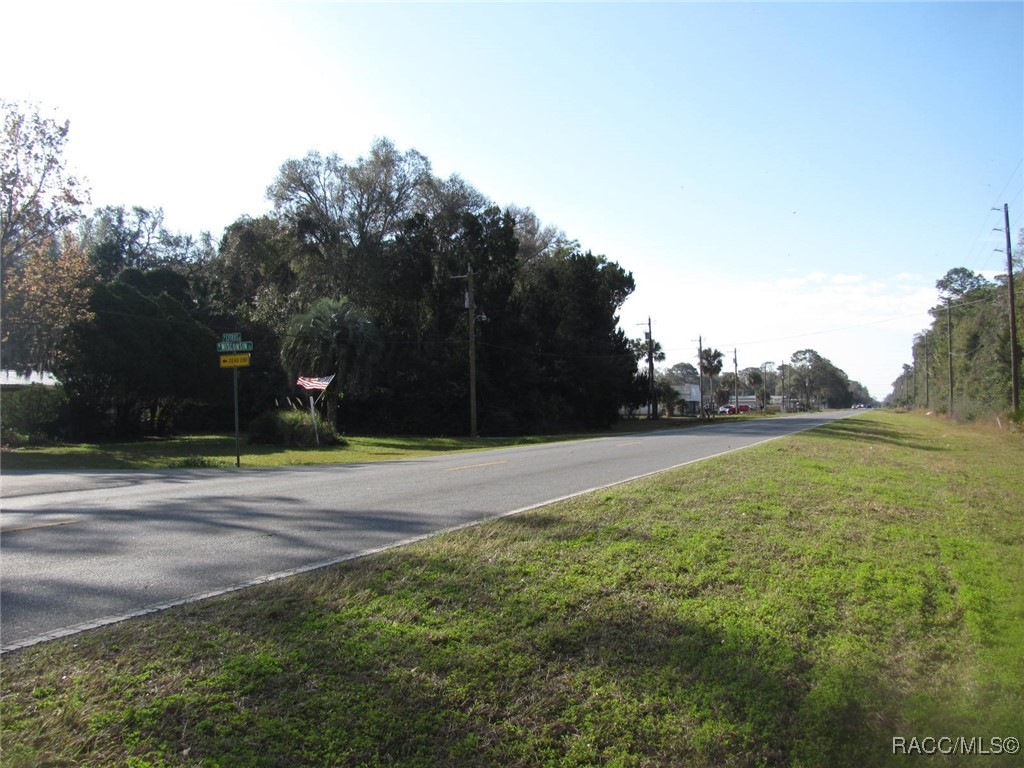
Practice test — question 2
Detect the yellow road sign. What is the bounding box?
[220,353,251,368]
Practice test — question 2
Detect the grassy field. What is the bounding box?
[1,411,1022,767]
[0,417,704,471]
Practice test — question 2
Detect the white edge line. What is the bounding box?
[1,416,843,654]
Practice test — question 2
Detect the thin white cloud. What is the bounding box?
[829,273,864,285]
[622,267,940,398]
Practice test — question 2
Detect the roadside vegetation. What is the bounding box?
[0,415,709,471]
[2,410,1021,767]
[887,264,1023,421]
[0,431,582,471]
[2,99,874,450]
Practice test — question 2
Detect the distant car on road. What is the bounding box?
[737,405,751,413]
[718,405,736,414]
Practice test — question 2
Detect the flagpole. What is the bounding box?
[309,396,320,447]
[297,375,334,448]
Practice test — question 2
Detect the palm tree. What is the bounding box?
[745,369,764,409]
[698,347,724,416]
[280,298,382,423]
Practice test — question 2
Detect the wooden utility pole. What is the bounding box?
[780,362,787,414]
[733,349,739,413]
[647,317,656,419]
[1003,204,1020,411]
[946,297,954,417]
[697,336,704,418]
[451,265,478,436]
[925,341,931,409]
[467,265,477,437]
[912,350,918,407]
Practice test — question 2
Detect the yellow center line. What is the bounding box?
[1,519,80,534]
[445,460,508,472]
[617,440,643,447]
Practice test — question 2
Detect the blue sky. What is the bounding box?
[8,1,1023,399]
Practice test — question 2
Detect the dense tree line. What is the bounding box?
[2,101,642,438]
[3,101,885,440]
[889,262,1024,419]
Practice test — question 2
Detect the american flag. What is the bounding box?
[296,375,335,391]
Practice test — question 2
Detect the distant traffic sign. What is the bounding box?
[220,353,251,368]
[222,332,242,343]
[217,340,254,353]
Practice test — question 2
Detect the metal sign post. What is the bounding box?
[218,334,253,468]
[233,368,241,467]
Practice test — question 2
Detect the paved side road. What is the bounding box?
[1,412,854,651]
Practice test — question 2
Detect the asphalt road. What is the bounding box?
[0,411,853,651]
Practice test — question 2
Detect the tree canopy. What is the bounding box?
[891,262,1023,418]
[1,100,88,269]
[2,100,91,372]
[2,100,644,437]
[56,271,218,436]
[1,100,890,439]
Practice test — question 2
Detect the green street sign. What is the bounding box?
[217,340,254,353]
[222,332,242,343]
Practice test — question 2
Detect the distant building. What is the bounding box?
[673,384,701,416]
[0,370,58,389]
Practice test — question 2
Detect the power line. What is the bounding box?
[993,158,1023,204]
[651,292,1003,366]
[964,159,1023,273]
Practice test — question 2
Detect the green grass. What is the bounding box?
[0,433,582,470]
[1,411,1021,767]
[0,417,706,471]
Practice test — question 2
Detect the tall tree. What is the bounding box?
[936,267,989,300]
[1,232,96,372]
[205,214,305,333]
[717,371,739,407]
[699,347,724,411]
[2,101,89,368]
[57,273,217,437]
[655,374,681,415]
[81,206,170,281]
[508,205,569,264]
[906,265,1016,417]
[266,139,434,306]
[267,150,351,298]
[1,100,88,273]
[516,248,636,430]
[789,349,852,409]
[663,361,699,385]
[345,138,431,247]
[743,367,766,409]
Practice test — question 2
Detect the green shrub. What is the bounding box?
[0,384,67,445]
[1008,405,1024,429]
[247,409,344,448]
[169,455,228,468]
